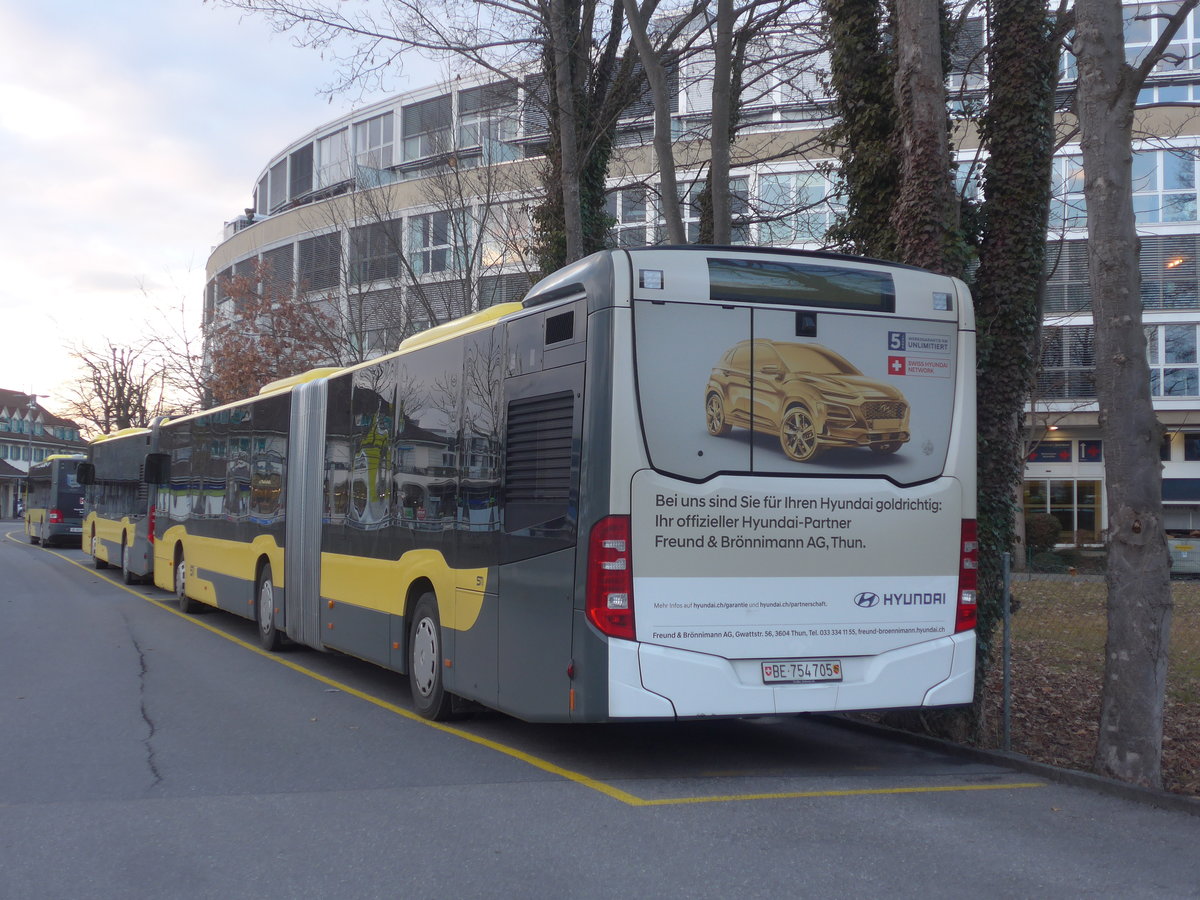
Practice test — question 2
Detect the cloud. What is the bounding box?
[0,1,406,408]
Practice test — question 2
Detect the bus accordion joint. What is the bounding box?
[956,519,978,633]
[586,516,635,640]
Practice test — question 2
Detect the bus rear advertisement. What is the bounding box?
[60,247,977,723]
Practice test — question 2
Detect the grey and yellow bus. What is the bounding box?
[24,454,86,547]
[137,246,977,722]
[78,427,158,583]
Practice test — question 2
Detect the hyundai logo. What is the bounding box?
[854,592,880,608]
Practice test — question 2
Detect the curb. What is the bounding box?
[822,714,1200,818]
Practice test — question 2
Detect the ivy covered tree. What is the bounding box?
[824,0,1066,736]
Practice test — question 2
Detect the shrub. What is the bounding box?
[1025,513,1063,556]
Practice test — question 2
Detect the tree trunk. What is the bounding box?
[709,0,734,245]
[1075,0,1172,788]
[623,0,687,245]
[971,0,1060,709]
[548,0,584,262]
[891,0,960,276]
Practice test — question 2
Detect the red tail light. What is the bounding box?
[956,519,978,633]
[48,508,64,524]
[148,506,156,544]
[586,515,635,640]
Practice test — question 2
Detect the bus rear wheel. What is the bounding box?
[256,563,282,651]
[121,542,138,585]
[176,551,200,614]
[92,535,109,569]
[408,592,453,721]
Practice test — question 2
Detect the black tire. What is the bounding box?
[706,392,732,436]
[92,535,109,569]
[256,562,282,651]
[121,542,139,585]
[176,550,201,614]
[779,405,820,462]
[408,592,453,720]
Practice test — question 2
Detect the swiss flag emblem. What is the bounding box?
[888,356,907,376]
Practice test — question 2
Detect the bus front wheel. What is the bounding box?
[408,592,453,721]
[256,563,282,651]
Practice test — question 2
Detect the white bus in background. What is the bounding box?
[131,246,977,722]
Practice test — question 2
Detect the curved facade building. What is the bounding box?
[206,4,1200,550]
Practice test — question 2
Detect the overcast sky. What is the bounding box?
[0,0,440,414]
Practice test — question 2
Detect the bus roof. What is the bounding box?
[90,427,151,444]
[397,302,524,353]
[258,367,344,396]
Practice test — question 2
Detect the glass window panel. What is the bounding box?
[1050,510,1074,534]
[1049,480,1075,505]
[1158,42,1190,71]
[1076,508,1098,540]
[1165,324,1197,362]
[1024,481,1048,510]
[1132,151,1158,191]
[1164,367,1199,395]
[1166,150,1195,189]
[1125,4,1153,42]
[1162,194,1197,222]
[1160,84,1191,101]
[1166,150,1196,189]
[1184,432,1200,460]
[1134,194,1161,223]
[1147,324,1161,362]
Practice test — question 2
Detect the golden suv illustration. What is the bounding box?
[705,340,910,462]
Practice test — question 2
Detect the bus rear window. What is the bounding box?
[708,258,896,312]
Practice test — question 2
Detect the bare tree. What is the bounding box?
[621,0,708,244]
[1073,0,1199,788]
[144,290,210,415]
[63,340,168,435]
[291,105,541,358]
[208,0,643,271]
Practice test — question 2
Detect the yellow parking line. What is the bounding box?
[14,533,1046,808]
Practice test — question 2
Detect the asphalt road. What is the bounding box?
[3,527,1199,899]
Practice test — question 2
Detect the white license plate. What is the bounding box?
[761,659,842,684]
[69,527,83,533]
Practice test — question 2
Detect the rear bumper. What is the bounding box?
[607,631,975,718]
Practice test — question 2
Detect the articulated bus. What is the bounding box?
[24,454,86,547]
[119,246,978,722]
[79,427,158,583]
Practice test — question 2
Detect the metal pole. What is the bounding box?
[1002,551,1012,753]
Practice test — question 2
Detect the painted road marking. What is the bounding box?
[8,532,1046,807]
